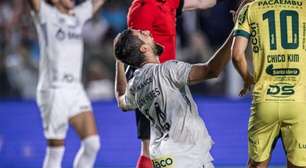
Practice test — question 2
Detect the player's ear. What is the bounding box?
[139,44,149,53]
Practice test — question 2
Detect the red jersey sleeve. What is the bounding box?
[127,0,158,32]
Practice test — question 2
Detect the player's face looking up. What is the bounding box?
[132,29,164,57]
[133,30,153,44]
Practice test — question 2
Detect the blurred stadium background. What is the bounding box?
[0,0,286,167]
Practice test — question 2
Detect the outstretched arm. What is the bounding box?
[187,0,254,85]
[187,31,233,85]
[183,0,217,11]
[27,0,40,13]
[92,0,105,15]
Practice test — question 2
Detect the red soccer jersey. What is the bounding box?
[127,0,182,63]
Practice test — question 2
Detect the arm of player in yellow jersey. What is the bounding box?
[231,36,254,96]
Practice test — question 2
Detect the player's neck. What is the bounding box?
[141,56,160,67]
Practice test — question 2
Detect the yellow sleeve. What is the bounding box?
[234,4,251,39]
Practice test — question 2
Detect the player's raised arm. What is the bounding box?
[27,0,40,13]
[183,0,217,11]
[187,31,233,85]
[91,0,106,15]
[115,61,129,110]
[115,61,137,112]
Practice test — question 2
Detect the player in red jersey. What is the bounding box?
[126,0,219,167]
[127,0,219,62]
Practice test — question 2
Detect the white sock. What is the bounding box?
[73,135,101,168]
[43,146,65,168]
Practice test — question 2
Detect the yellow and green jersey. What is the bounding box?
[234,0,306,103]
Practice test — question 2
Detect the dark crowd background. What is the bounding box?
[0,0,246,100]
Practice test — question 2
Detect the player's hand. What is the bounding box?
[239,75,254,97]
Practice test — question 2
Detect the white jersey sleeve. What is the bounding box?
[163,61,192,88]
[74,0,93,22]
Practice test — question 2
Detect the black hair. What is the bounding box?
[114,29,145,67]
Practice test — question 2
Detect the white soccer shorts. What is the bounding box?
[36,83,92,139]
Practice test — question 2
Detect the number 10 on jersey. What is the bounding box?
[263,10,299,50]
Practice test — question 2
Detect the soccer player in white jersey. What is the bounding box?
[27,0,105,168]
[114,29,233,168]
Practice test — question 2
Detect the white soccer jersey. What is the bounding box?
[124,61,214,167]
[32,1,93,90]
